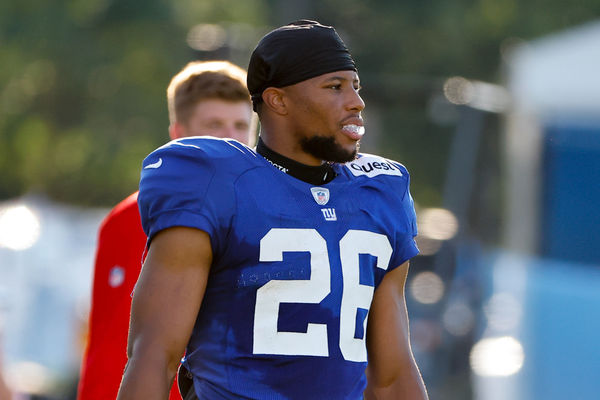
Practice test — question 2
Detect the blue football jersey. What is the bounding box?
[138,137,419,400]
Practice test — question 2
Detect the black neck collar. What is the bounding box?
[256,137,336,185]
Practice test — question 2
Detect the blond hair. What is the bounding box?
[167,61,250,125]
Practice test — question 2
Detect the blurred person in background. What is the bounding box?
[0,377,9,399]
[0,341,12,400]
[118,20,427,400]
[77,60,255,400]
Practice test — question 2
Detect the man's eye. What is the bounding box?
[328,84,342,90]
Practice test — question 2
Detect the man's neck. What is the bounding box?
[256,137,336,185]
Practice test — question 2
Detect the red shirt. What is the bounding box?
[78,192,181,399]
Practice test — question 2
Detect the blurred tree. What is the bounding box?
[1,0,599,206]
[0,0,267,205]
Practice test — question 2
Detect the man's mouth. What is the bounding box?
[341,123,365,140]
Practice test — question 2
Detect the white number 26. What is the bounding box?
[253,228,392,362]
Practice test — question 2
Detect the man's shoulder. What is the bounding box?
[110,192,139,215]
[341,153,409,179]
[142,137,259,178]
[156,136,256,161]
[100,192,140,232]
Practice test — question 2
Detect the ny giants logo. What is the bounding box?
[321,208,337,221]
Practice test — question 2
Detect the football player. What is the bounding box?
[119,20,428,400]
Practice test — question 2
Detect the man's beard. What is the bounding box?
[300,135,359,163]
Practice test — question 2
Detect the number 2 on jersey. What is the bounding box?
[253,228,392,362]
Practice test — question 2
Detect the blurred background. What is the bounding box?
[1,1,600,399]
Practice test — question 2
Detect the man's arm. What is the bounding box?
[0,352,11,400]
[364,261,428,400]
[117,226,212,400]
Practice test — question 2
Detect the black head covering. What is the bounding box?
[247,20,357,109]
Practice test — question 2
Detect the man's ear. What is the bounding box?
[262,88,288,116]
[169,122,184,140]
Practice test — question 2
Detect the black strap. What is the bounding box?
[177,364,199,400]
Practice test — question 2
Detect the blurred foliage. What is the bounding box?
[1,0,599,206]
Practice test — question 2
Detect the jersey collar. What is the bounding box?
[256,137,336,185]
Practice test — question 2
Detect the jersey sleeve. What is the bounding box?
[138,140,236,247]
[388,162,419,268]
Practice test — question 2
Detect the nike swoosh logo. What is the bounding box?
[144,158,162,169]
